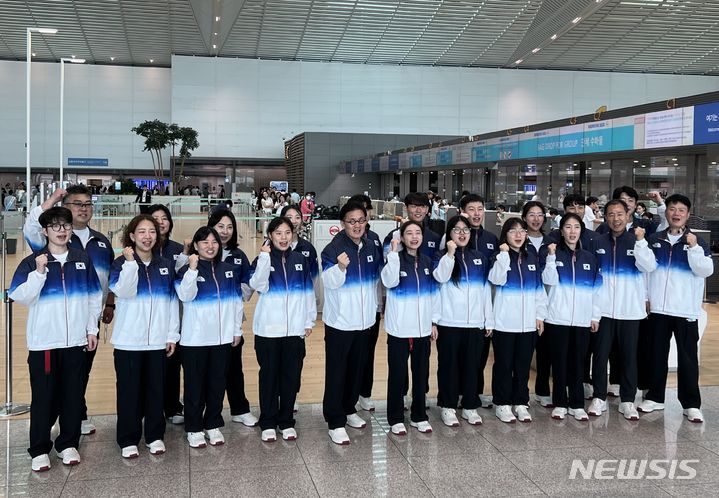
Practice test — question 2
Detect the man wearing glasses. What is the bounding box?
[24,185,115,436]
[320,201,382,445]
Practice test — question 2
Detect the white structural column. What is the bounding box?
[60,57,85,186]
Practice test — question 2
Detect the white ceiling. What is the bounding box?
[1,0,718,75]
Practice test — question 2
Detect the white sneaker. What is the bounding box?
[440,408,460,427]
[81,420,96,435]
[637,400,665,413]
[683,408,704,423]
[608,384,620,397]
[514,405,532,422]
[31,454,51,472]
[346,413,367,429]
[146,440,166,455]
[461,409,483,425]
[204,428,225,446]
[619,402,639,421]
[231,412,258,427]
[583,383,593,400]
[479,395,494,408]
[261,429,277,442]
[495,405,516,423]
[358,396,375,412]
[534,395,554,408]
[569,408,589,421]
[551,407,567,420]
[57,447,81,466]
[168,414,184,425]
[641,389,649,400]
[187,431,207,448]
[410,420,433,433]
[281,428,297,441]
[328,427,350,445]
[390,423,407,435]
[121,445,139,459]
[588,398,608,417]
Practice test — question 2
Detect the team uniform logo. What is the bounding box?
[159,268,169,275]
[583,264,591,270]
[225,271,234,278]
[295,264,303,271]
[75,262,86,270]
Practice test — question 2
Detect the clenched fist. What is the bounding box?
[188,254,199,270]
[547,243,557,255]
[446,240,457,257]
[634,227,646,241]
[123,246,135,261]
[35,254,48,273]
[499,243,509,253]
[337,252,350,271]
[686,232,697,248]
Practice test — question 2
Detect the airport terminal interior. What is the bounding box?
[3,0,719,496]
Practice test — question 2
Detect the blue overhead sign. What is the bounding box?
[67,157,108,166]
[694,102,719,145]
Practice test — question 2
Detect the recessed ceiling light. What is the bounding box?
[71,54,76,58]
[633,160,639,163]
[672,157,678,161]
[149,59,154,63]
[215,16,220,21]
[110,56,115,61]
[31,52,36,57]
[532,47,541,53]
[214,32,218,36]
[212,44,217,49]
[515,59,523,64]
[600,161,606,165]
[572,16,582,23]
[551,34,558,40]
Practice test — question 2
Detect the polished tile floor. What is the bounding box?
[2,387,719,497]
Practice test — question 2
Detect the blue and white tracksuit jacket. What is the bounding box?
[440,226,499,262]
[249,248,317,338]
[432,247,495,330]
[643,229,714,320]
[488,249,548,332]
[381,251,439,338]
[292,237,319,280]
[175,260,244,346]
[109,255,180,351]
[321,231,382,331]
[24,205,114,301]
[590,231,656,320]
[154,238,189,272]
[9,248,103,350]
[222,246,252,301]
[541,246,602,327]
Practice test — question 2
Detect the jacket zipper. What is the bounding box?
[210,263,222,344]
[357,244,364,330]
[611,239,617,318]
[518,252,524,331]
[414,256,421,337]
[661,240,673,312]
[60,263,70,346]
[282,253,289,336]
[144,264,153,346]
[460,250,470,324]
[570,252,576,325]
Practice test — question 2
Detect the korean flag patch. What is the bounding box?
[301,251,310,257]
[473,259,482,266]
[527,264,536,271]
[556,261,564,267]
[197,276,205,282]
[583,264,591,271]
[596,249,606,254]
[234,258,243,265]
[487,243,494,250]
[374,240,380,247]
[400,271,408,277]
[173,254,179,260]
[683,244,690,251]
[367,255,374,263]
[653,243,662,248]
[424,268,430,275]
[225,271,234,278]
[270,266,275,272]
[97,242,107,248]
[159,268,169,275]
[627,250,634,256]
[75,262,86,270]
[427,241,436,248]
[295,264,303,271]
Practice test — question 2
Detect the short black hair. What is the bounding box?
[563,194,585,210]
[39,206,73,228]
[612,186,639,202]
[459,193,485,211]
[340,201,367,221]
[604,199,629,213]
[399,220,424,236]
[280,204,302,219]
[122,214,160,250]
[348,194,372,210]
[147,204,174,236]
[208,209,239,250]
[63,184,92,201]
[499,218,529,257]
[549,208,559,216]
[665,193,691,211]
[267,216,294,235]
[585,196,598,205]
[404,192,430,208]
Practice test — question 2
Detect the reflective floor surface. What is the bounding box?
[2,387,719,497]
